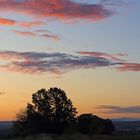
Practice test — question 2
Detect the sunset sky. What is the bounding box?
[0,0,140,121]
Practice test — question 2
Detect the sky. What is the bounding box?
[0,0,140,121]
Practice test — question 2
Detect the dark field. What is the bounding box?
[0,134,140,140]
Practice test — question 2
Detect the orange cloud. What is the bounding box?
[0,17,16,25]
[0,17,44,28]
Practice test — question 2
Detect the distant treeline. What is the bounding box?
[12,87,115,136]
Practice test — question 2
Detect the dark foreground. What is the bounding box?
[0,134,140,140]
[1,121,140,140]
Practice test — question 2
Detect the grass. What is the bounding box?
[1,133,140,140]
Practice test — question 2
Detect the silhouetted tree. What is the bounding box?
[77,114,94,134]
[13,109,28,136]
[13,87,115,136]
[104,119,115,134]
[13,87,77,135]
[77,114,115,135]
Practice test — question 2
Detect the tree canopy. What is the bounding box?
[14,87,77,135]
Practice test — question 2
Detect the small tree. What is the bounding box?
[14,87,77,135]
[77,114,94,134]
[77,114,115,135]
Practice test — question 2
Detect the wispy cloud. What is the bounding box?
[13,30,61,40]
[0,0,125,22]
[96,105,140,114]
[0,50,139,75]
[77,51,140,72]
[100,0,126,6]
[0,50,118,74]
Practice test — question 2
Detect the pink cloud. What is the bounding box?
[0,0,116,21]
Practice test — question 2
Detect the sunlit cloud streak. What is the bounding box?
[0,0,124,22]
[0,17,16,25]
[96,105,140,114]
[78,51,140,72]
[77,51,127,61]
[117,63,140,72]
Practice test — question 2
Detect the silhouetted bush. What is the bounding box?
[77,114,115,135]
